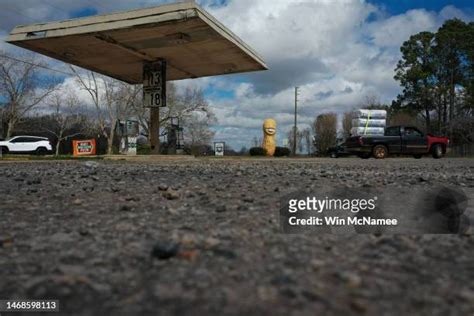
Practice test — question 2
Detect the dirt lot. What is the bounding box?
[0,157,473,316]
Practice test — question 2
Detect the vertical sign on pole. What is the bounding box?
[143,60,166,154]
[143,60,167,108]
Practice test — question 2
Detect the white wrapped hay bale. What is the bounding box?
[352,118,386,128]
[351,127,385,136]
[351,109,387,136]
[353,109,387,119]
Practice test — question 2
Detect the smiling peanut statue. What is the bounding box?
[262,118,277,156]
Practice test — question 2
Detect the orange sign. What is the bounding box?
[73,139,96,156]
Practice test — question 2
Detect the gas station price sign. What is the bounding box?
[143,60,166,108]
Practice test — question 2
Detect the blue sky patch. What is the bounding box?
[368,0,473,15]
[205,87,235,100]
[69,7,98,19]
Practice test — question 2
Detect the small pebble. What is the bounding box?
[151,242,180,260]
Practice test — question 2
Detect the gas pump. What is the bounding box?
[116,120,140,155]
[167,117,184,155]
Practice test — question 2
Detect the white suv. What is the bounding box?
[0,136,52,155]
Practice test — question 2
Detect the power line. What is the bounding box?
[0,54,74,77]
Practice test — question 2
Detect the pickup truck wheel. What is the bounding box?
[36,147,47,156]
[413,154,422,159]
[432,144,443,159]
[0,146,8,155]
[373,145,388,159]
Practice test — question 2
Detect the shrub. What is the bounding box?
[249,147,267,156]
[189,144,213,156]
[137,144,152,155]
[274,147,291,157]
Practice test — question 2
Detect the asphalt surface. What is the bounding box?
[0,157,473,316]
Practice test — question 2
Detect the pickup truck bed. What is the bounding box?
[346,126,449,159]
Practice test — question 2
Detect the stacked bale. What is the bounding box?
[351,109,387,136]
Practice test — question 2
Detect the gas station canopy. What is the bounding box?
[6,1,267,83]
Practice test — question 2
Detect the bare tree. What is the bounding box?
[173,87,216,148]
[252,136,258,147]
[163,84,210,128]
[0,52,58,138]
[251,136,263,148]
[130,82,215,147]
[0,105,6,137]
[71,68,140,154]
[44,90,88,156]
[361,93,383,109]
[302,128,312,155]
[342,112,352,138]
[312,113,337,155]
[298,131,304,153]
[185,111,216,147]
[287,127,303,155]
[450,116,474,144]
[389,112,417,127]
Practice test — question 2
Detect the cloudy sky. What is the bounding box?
[0,0,473,149]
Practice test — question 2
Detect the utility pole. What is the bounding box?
[293,86,299,156]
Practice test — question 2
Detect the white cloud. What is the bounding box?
[439,5,471,21]
[367,9,438,48]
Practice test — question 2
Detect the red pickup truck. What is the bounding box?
[346,126,450,159]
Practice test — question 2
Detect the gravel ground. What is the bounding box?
[0,157,473,316]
